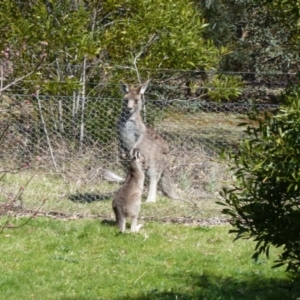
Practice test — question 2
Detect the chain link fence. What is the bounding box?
[0,70,290,212]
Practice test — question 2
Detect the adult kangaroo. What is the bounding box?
[112,148,148,233]
[117,80,177,203]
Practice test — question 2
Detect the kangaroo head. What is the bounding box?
[131,148,149,171]
[120,80,150,114]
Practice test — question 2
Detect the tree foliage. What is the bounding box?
[100,0,227,76]
[0,0,228,90]
[199,0,300,77]
[0,0,237,147]
[255,0,300,34]
[220,82,300,272]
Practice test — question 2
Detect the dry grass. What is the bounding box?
[0,112,245,221]
[0,169,224,222]
[159,111,244,201]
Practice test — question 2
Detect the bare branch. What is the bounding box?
[0,55,46,93]
[132,34,156,84]
[0,199,47,234]
[79,56,87,153]
[0,176,45,234]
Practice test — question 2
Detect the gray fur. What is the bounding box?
[117,80,177,202]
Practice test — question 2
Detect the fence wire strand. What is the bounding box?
[0,69,288,206]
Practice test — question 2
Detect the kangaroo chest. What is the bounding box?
[125,172,145,192]
[118,118,142,151]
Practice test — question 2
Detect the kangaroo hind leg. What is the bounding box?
[131,215,143,232]
[146,171,159,203]
[114,206,126,233]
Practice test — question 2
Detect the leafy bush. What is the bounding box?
[220,94,300,273]
[207,74,243,101]
[0,0,232,147]
[281,73,300,107]
[100,0,226,75]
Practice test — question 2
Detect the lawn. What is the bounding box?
[0,218,299,300]
[0,111,299,299]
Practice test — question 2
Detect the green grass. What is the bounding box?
[0,112,298,299]
[0,217,299,300]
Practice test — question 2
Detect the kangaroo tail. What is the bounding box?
[159,169,177,199]
[102,169,124,182]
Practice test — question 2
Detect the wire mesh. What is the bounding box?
[0,72,284,211]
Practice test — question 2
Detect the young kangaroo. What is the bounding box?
[117,80,177,203]
[112,148,148,233]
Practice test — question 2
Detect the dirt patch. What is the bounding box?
[1,209,229,226]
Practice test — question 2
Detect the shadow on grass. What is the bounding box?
[101,219,116,227]
[68,192,113,203]
[114,272,300,300]
[56,273,300,300]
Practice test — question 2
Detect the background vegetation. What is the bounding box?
[221,83,300,273]
[1,0,300,296]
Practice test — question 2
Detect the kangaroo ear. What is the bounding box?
[133,148,141,159]
[120,82,130,93]
[139,79,150,95]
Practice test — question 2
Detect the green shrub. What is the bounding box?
[207,74,243,102]
[281,73,300,107]
[220,96,300,273]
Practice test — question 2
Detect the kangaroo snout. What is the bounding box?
[127,107,135,114]
[125,100,137,114]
